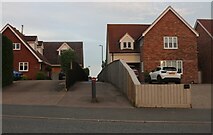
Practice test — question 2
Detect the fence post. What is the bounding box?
[91,77,98,102]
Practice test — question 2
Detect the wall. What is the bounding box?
[141,10,198,83]
[196,23,212,83]
[110,53,140,63]
[98,60,140,105]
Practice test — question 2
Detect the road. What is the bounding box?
[2,104,211,133]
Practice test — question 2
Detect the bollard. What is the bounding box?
[91,77,98,102]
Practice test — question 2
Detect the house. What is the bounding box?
[195,19,213,83]
[43,42,84,77]
[1,24,84,80]
[1,24,51,79]
[106,6,199,83]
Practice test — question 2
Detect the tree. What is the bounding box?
[60,49,76,73]
[2,35,14,87]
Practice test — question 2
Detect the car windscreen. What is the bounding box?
[162,67,177,71]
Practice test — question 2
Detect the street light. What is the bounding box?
[99,45,103,65]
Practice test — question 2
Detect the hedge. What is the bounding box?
[2,35,13,87]
[66,62,88,89]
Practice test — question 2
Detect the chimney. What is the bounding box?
[21,25,24,34]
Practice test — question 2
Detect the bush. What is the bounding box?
[2,35,13,87]
[144,71,150,83]
[21,75,28,80]
[36,71,46,80]
[66,62,88,89]
[83,68,90,76]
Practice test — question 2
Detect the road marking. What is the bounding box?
[2,115,212,124]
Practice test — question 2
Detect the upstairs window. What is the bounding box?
[13,43,21,50]
[119,33,134,50]
[164,37,178,49]
[121,42,133,50]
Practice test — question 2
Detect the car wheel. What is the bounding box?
[148,75,152,84]
[175,79,181,84]
[157,75,162,84]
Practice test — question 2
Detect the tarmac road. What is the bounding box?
[2,104,211,133]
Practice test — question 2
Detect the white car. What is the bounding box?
[149,66,181,84]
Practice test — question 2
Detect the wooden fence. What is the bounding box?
[98,60,191,108]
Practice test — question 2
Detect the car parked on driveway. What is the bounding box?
[13,70,23,80]
[149,66,181,84]
[58,71,66,80]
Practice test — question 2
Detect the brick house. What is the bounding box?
[1,24,84,80]
[43,42,84,77]
[106,6,199,83]
[195,19,213,83]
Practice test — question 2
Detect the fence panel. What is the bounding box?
[135,84,191,108]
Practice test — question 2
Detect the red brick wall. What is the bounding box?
[3,27,41,80]
[141,10,198,83]
[196,23,212,83]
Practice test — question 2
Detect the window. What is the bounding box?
[121,42,133,50]
[163,37,178,49]
[123,42,127,48]
[160,60,183,74]
[59,49,68,55]
[13,43,21,50]
[19,62,29,72]
[128,42,131,48]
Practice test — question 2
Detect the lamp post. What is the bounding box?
[99,45,103,66]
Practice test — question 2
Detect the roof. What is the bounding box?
[43,42,83,65]
[107,24,150,53]
[196,19,213,38]
[24,36,37,41]
[141,6,199,37]
[1,24,50,65]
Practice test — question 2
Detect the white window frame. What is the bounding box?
[13,43,21,50]
[19,62,29,72]
[121,42,134,50]
[163,37,178,49]
[160,60,183,74]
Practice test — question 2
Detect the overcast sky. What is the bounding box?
[1,2,212,76]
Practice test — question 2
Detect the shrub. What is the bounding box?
[21,75,28,80]
[144,71,150,83]
[36,71,46,80]
[2,35,13,87]
[83,68,90,76]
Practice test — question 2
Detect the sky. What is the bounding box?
[1,1,212,77]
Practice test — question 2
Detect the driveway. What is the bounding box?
[2,80,66,106]
[2,80,132,108]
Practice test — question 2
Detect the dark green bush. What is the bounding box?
[2,35,13,87]
[66,62,88,89]
[21,75,28,80]
[36,71,46,80]
[83,68,90,76]
[144,71,151,83]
